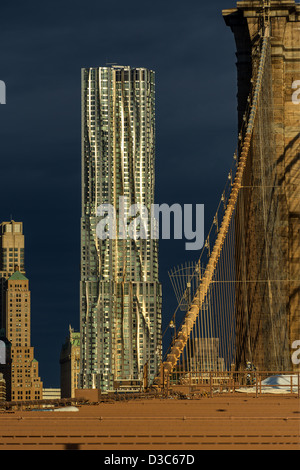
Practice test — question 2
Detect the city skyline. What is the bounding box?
[0,0,299,453]
[0,0,238,387]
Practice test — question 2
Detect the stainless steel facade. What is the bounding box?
[80,65,162,392]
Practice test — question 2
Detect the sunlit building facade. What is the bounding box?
[80,66,162,392]
[0,221,43,401]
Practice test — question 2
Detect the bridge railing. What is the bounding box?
[166,370,300,398]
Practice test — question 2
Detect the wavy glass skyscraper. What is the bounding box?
[80,66,162,392]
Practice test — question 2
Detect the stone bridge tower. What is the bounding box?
[223,1,300,371]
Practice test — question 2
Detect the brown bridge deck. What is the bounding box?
[0,395,299,450]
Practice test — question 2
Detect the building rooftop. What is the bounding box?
[8,271,28,281]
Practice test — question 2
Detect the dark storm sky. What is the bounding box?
[0,0,238,387]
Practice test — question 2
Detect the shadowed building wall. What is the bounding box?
[223,1,300,371]
[60,326,80,398]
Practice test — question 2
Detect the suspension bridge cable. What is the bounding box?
[155,22,271,384]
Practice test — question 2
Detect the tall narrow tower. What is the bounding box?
[0,221,43,401]
[80,66,162,392]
